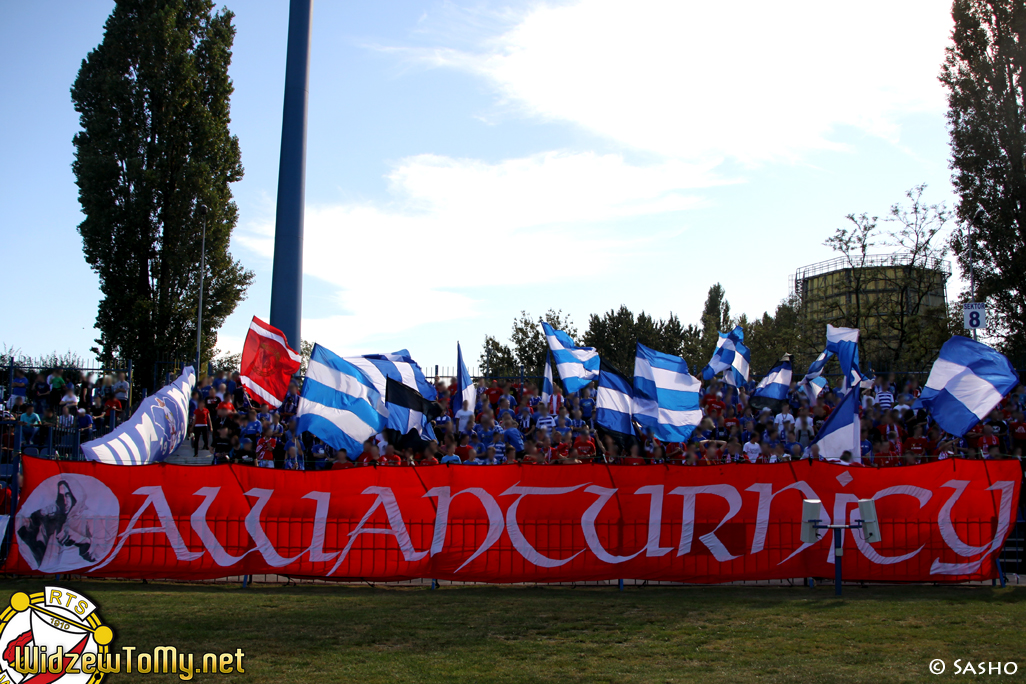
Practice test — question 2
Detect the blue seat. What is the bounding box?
[0,464,14,479]
[22,447,38,456]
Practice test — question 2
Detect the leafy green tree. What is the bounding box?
[72,0,252,384]
[744,296,810,375]
[814,186,952,370]
[700,284,732,359]
[822,211,878,348]
[941,0,1026,357]
[583,306,704,373]
[479,336,518,379]
[479,310,578,381]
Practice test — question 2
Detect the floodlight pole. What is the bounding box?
[810,521,865,597]
[269,0,314,351]
[195,205,208,371]
[968,208,987,343]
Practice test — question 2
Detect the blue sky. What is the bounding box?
[0,0,959,373]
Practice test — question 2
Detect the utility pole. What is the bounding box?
[195,205,208,371]
[969,208,985,342]
[269,0,314,351]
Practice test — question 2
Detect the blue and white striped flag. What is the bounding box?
[810,386,861,462]
[596,359,634,436]
[913,336,1019,436]
[798,349,834,402]
[541,322,600,394]
[749,354,792,413]
[803,376,829,403]
[826,325,861,393]
[456,343,477,413]
[296,345,388,455]
[345,350,438,438]
[702,325,751,387]
[541,353,554,403]
[634,342,702,442]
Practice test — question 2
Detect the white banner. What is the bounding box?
[81,366,195,465]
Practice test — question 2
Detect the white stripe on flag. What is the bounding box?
[925,358,1004,420]
[249,319,302,362]
[240,375,281,406]
[633,398,702,426]
[306,360,385,415]
[296,397,381,442]
[597,386,632,414]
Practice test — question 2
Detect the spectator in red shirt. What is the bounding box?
[1008,411,1026,453]
[378,444,401,466]
[454,434,474,461]
[902,425,930,462]
[873,441,897,466]
[329,448,351,469]
[550,431,571,460]
[357,443,380,466]
[484,381,503,408]
[192,404,211,456]
[554,447,583,464]
[572,430,596,459]
[702,392,726,416]
[103,396,123,430]
[976,424,1000,455]
[664,441,683,462]
[256,427,277,468]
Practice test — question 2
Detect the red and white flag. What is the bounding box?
[240,316,302,406]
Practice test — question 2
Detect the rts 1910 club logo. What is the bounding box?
[0,587,113,684]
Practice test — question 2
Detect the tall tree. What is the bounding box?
[815,186,953,369]
[72,0,252,383]
[479,310,578,381]
[584,306,703,372]
[699,284,732,363]
[821,211,877,352]
[875,185,954,367]
[478,336,518,380]
[941,0,1026,357]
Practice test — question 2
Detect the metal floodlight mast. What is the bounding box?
[195,204,208,371]
[269,0,314,351]
[803,497,882,596]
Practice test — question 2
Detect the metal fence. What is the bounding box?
[4,360,134,412]
[0,499,1021,588]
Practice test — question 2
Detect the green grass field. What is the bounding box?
[0,580,1022,683]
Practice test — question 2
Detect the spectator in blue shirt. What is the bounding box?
[553,416,572,440]
[439,443,461,465]
[579,388,596,421]
[20,405,41,445]
[9,370,28,407]
[77,408,95,443]
[502,417,525,456]
[242,417,263,439]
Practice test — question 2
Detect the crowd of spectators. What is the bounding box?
[2,368,132,451]
[188,369,1026,470]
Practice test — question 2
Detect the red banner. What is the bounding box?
[5,457,1020,583]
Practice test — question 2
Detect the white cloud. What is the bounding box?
[414,0,952,163]
[233,150,716,354]
[222,0,955,357]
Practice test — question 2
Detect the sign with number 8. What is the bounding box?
[963,303,986,330]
